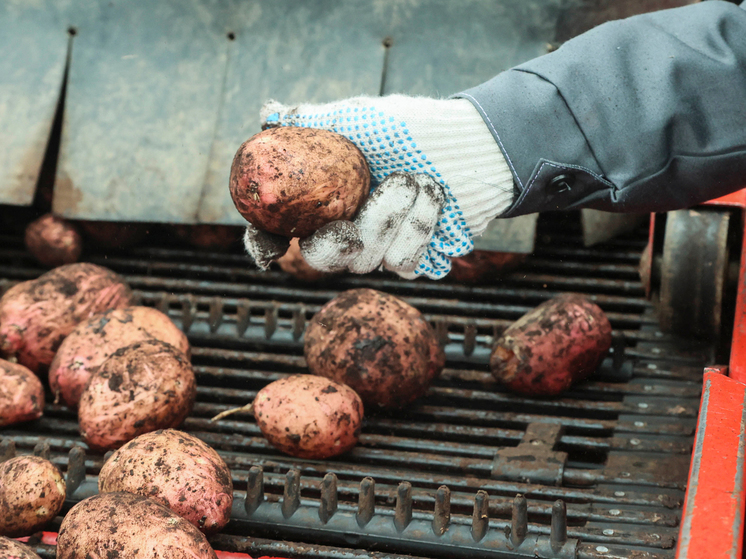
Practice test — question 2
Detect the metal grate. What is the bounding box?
[0,213,707,559]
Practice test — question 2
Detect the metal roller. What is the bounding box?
[658,209,731,340]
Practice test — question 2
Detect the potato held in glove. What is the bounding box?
[230,127,370,238]
[49,306,190,409]
[490,293,612,396]
[0,456,66,537]
[0,263,133,373]
[99,429,233,534]
[78,340,196,452]
[57,493,217,559]
[304,288,444,408]
[0,359,44,427]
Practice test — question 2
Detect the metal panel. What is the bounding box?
[0,1,69,205]
[54,0,230,223]
[474,214,538,253]
[581,209,648,247]
[381,0,565,97]
[196,0,385,224]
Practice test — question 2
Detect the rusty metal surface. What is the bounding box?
[0,0,69,205]
[0,213,700,558]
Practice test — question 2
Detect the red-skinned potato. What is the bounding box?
[49,306,190,409]
[304,289,444,408]
[448,250,526,283]
[99,429,233,534]
[24,214,83,268]
[0,537,42,559]
[0,263,133,373]
[57,492,217,559]
[490,293,612,396]
[0,456,66,537]
[78,340,196,452]
[0,359,44,427]
[277,237,330,281]
[253,375,363,459]
[229,127,370,238]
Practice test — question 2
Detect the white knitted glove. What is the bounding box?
[247,95,515,279]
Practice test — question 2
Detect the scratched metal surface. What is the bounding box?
[0,0,69,206]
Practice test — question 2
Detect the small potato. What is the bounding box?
[277,238,330,281]
[304,288,445,408]
[254,375,363,459]
[79,340,196,452]
[57,492,217,559]
[230,127,370,238]
[0,537,42,559]
[49,306,190,409]
[0,263,133,373]
[24,213,83,268]
[99,429,233,534]
[448,250,526,283]
[0,456,66,537]
[0,359,44,427]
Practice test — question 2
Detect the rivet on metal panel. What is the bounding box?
[550,500,567,552]
[265,305,278,340]
[471,490,489,542]
[0,439,16,463]
[33,440,50,460]
[511,494,528,548]
[181,295,196,333]
[208,297,224,334]
[611,333,626,371]
[357,477,375,527]
[319,473,337,524]
[394,481,412,532]
[282,469,301,519]
[66,446,86,496]
[245,466,264,516]
[236,301,251,337]
[292,306,305,342]
[463,321,477,357]
[432,485,451,536]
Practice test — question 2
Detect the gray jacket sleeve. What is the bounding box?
[455,1,746,217]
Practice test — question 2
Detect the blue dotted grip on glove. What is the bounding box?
[269,106,475,278]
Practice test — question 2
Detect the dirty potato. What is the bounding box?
[229,127,370,238]
[49,306,190,409]
[304,288,444,408]
[254,375,363,459]
[24,214,83,268]
[490,293,612,396]
[0,263,133,373]
[0,456,66,537]
[448,250,526,283]
[99,429,233,534]
[57,492,217,559]
[0,536,43,559]
[0,359,44,427]
[277,237,330,281]
[78,340,196,452]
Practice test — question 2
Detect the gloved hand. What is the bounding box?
[244,94,515,279]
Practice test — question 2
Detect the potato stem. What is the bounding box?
[210,403,254,422]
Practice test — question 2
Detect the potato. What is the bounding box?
[49,306,190,409]
[171,224,242,251]
[0,263,133,373]
[57,492,217,559]
[99,429,233,534]
[0,456,66,537]
[277,237,330,281]
[230,127,370,238]
[490,293,612,395]
[24,214,82,268]
[0,360,44,427]
[253,375,363,459]
[79,220,149,249]
[0,537,42,559]
[448,250,526,283]
[304,288,444,408]
[78,340,196,452]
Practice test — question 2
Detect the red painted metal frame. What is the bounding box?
[677,188,746,558]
